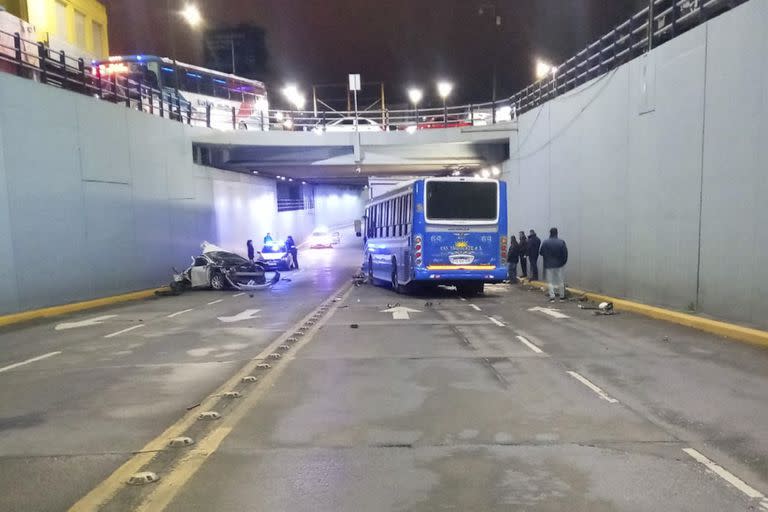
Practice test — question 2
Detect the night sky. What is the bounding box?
[102,0,645,106]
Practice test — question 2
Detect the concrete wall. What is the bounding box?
[503,0,768,329]
[0,72,316,314]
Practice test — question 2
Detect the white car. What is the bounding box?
[308,229,334,248]
[324,117,382,132]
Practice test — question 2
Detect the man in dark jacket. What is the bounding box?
[518,231,528,278]
[246,240,255,262]
[527,229,542,281]
[285,235,298,269]
[539,227,568,302]
[506,235,520,283]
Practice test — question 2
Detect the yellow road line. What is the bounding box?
[0,288,168,329]
[135,283,354,511]
[526,280,768,348]
[67,282,352,512]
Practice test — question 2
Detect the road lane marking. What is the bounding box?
[207,299,224,305]
[566,371,618,403]
[683,448,768,509]
[166,309,194,319]
[0,351,62,374]
[232,293,245,297]
[380,306,421,320]
[488,316,505,327]
[516,335,544,354]
[55,314,118,331]
[470,304,482,311]
[217,309,261,323]
[67,281,353,512]
[529,306,570,319]
[459,297,467,301]
[104,325,145,339]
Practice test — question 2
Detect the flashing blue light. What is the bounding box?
[213,78,227,85]
[161,66,174,73]
[136,55,143,61]
[186,72,202,79]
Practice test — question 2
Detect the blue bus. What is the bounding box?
[364,177,508,295]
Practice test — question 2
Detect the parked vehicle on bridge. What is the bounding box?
[324,117,382,132]
[363,177,508,295]
[91,55,269,130]
[170,242,279,292]
[260,241,296,271]
[417,114,472,130]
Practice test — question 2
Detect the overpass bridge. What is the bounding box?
[190,122,516,185]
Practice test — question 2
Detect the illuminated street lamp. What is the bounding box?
[407,87,423,126]
[437,81,453,128]
[282,84,306,110]
[535,59,557,80]
[181,4,202,27]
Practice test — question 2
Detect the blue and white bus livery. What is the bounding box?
[364,177,508,295]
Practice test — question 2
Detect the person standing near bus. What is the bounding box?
[507,235,520,283]
[264,232,273,244]
[246,239,255,262]
[285,235,299,269]
[527,229,542,281]
[539,227,568,302]
[518,231,528,278]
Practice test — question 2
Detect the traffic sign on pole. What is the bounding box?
[348,74,361,91]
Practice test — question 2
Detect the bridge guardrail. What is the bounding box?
[0,0,747,133]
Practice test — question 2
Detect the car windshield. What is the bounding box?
[205,251,249,265]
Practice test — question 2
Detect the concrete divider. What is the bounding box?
[0,288,167,329]
[526,280,768,348]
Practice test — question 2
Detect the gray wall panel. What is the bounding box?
[0,101,20,313]
[75,96,131,183]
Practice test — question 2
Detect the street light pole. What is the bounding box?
[230,37,236,75]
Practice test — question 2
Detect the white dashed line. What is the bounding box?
[683,448,768,509]
[469,304,482,311]
[566,371,618,403]
[232,293,245,297]
[0,351,62,374]
[488,316,505,327]
[207,299,224,305]
[167,308,194,318]
[459,297,467,301]
[104,325,145,339]
[515,335,544,354]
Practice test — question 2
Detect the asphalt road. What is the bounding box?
[1,238,768,511]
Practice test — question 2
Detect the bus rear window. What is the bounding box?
[426,181,498,221]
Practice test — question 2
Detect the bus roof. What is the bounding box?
[93,55,266,89]
[366,177,501,206]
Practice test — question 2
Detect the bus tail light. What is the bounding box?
[500,236,507,262]
[414,235,423,266]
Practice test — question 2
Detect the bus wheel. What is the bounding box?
[391,259,400,293]
[368,256,375,285]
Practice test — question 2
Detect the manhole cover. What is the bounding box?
[128,472,159,485]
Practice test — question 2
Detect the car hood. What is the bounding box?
[261,252,286,261]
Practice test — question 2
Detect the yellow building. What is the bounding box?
[1,0,109,58]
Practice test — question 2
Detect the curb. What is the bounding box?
[525,280,768,349]
[0,288,169,329]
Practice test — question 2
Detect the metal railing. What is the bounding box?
[0,0,748,133]
[509,0,746,116]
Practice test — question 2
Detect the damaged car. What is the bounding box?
[169,242,280,293]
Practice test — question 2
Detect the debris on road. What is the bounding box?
[350,324,359,329]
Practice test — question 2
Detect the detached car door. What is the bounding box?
[189,256,211,288]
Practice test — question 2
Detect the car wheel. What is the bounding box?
[210,272,226,290]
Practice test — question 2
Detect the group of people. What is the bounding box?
[246,233,300,269]
[507,227,568,302]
